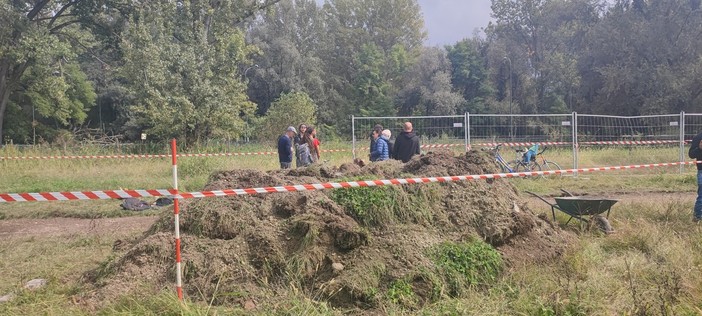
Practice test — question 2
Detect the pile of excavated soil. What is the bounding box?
[83,151,573,310]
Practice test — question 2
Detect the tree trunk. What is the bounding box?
[0,59,10,144]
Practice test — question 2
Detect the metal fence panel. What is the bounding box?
[351,115,467,158]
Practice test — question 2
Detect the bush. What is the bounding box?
[257,91,317,144]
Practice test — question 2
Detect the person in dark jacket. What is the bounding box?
[277,126,296,169]
[368,124,383,160]
[370,126,389,161]
[690,131,702,222]
[393,122,421,163]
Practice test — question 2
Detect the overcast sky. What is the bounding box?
[418,0,493,46]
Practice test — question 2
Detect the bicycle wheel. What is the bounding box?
[540,161,563,177]
[515,161,541,177]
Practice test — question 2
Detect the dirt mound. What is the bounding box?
[84,151,572,310]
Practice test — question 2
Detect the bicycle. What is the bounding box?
[491,144,541,176]
[520,146,562,178]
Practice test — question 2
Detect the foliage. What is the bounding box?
[430,239,503,294]
[387,279,417,306]
[118,1,258,145]
[1,1,98,144]
[329,186,395,226]
[258,91,317,143]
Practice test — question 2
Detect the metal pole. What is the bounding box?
[504,56,513,141]
[464,112,470,152]
[680,111,685,174]
[571,112,578,177]
[351,115,356,159]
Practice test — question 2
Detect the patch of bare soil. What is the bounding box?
[82,151,573,310]
[0,216,158,240]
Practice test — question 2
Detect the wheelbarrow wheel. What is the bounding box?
[591,215,614,234]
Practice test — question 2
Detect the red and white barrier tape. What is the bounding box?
[474,141,571,147]
[1,161,698,203]
[0,149,351,160]
[474,140,682,147]
[172,160,698,199]
[0,189,177,203]
[580,140,680,145]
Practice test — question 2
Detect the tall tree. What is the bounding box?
[446,38,492,113]
[246,0,327,118]
[580,0,702,114]
[0,1,95,143]
[115,0,283,144]
[320,0,426,127]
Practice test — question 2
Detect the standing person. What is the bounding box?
[277,126,296,169]
[382,129,394,159]
[689,131,702,222]
[294,124,308,167]
[297,134,313,167]
[370,126,389,161]
[305,126,320,163]
[369,124,383,160]
[393,122,421,163]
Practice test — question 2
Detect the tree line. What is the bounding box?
[2,0,701,146]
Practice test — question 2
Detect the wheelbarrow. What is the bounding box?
[526,190,618,234]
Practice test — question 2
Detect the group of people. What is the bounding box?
[369,121,421,163]
[277,124,320,169]
[277,121,422,169]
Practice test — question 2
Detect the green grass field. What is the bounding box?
[0,143,700,314]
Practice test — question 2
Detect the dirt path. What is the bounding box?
[0,216,159,239]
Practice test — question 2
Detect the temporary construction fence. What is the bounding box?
[352,112,702,172]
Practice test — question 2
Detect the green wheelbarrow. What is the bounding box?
[526,190,618,234]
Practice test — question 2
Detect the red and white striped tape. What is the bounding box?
[0,189,176,203]
[172,160,699,199]
[0,149,350,160]
[474,140,682,148]
[580,140,680,145]
[1,161,698,203]
[474,141,571,147]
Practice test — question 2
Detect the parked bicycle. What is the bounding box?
[491,144,541,176]
[520,146,563,178]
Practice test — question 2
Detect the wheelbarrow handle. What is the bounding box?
[525,191,556,206]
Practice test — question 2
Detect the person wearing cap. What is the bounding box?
[278,126,296,169]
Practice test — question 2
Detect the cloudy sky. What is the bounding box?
[417,0,494,46]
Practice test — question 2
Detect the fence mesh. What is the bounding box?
[468,114,573,145]
[576,114,680,143]
[352,115,467,157]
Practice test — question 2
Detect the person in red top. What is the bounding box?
[305,126,320,163]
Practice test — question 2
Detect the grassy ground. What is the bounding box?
[0,144,700,314]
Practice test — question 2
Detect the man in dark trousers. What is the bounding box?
[393,122,421,163]
[278,126,296,169]
[690,131,702,222]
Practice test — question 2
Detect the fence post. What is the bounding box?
[571,111,579,177]
[171,139,183,300]
[464,112,470,152]
[351,115,356,160]
[680,111,686,174]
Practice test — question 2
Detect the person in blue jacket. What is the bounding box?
[370,126,389,161]
[277,126,296,169]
